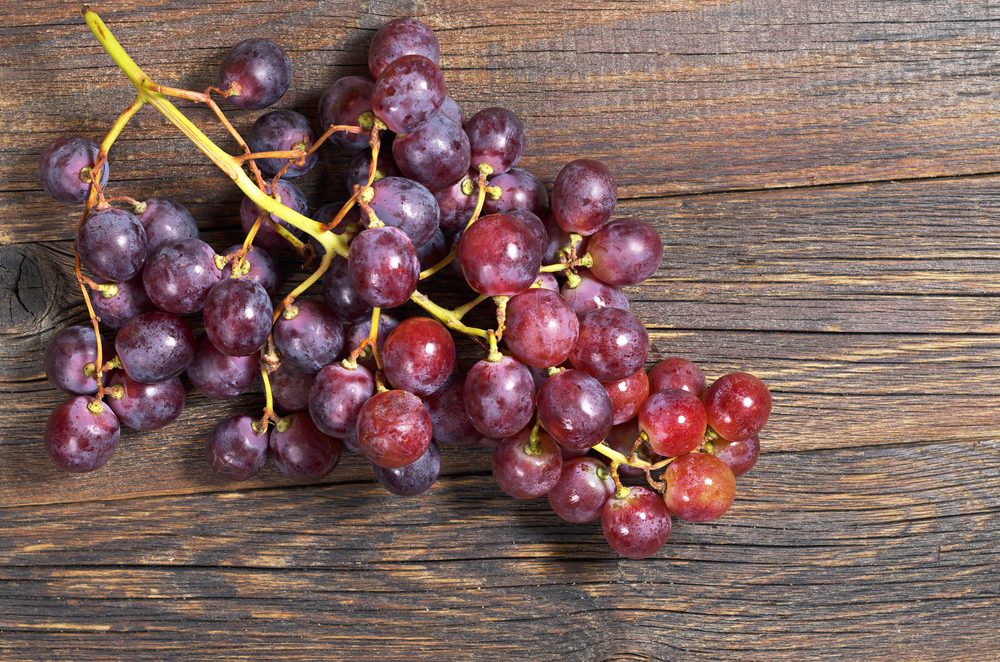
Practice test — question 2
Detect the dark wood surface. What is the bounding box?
[1,1,998,659]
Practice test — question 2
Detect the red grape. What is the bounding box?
[247,109,317,178]
[602,369,649,425]
[560,270,630,318]
[434,171,477,232]
[601,486,671,559]
[381,317,455,396]
[603,419,660,479]
[483,168,548,217]
[345,313,398,369]
[422,375,480,446]
[348,226,420,308]
[704,372,772,441]
[712,435,760,478]
[318,76,375,151]
[502,288,579,368]
[322,256,371,322]
[138,197,198,251]
[38,136,108,204]
[219,38,291,110]
[464,355,535,438]
[373,440,440,496]
[638,389,707,457]
[372,54,446,134]
[648,357,706,399]
[273,299,344,374]
[308,363,374,437]
[369,176,440,247]
[187,336,258,400]
[44,325,100,395]
[368,17,441,78]
[570,306,648,382]
[269,413,342,481]
[107,372,185,431]
[492,428,562,499]
[356,389,432,469]
[222,245,280,299]
[536,369,614,451]
[91,276,154,330]
[45,396,120,473]
[116,311,196,383]
[203,278,273,357]
[345,147,400,192]
[458,213,542,296]
[416,228,448,269]
[78,207,148,282]
[663,452,736,522]
[142,238,222,315]
[270,361,314,413]
[465,107,525,175]
[547,456,615,523]
[586,218,663,286]
[392,112,471,191]
[439,96,462,125]
[206,414,268,481]
[551,159,616,236]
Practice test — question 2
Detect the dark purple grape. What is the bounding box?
[239,179,308,252]
[138,197,198,251]
[416,228,448,269]
[345,147,400,192]
[222,244,280,299]
[357,389,432,469]
[344,313,398,369]
[458,213,542,296]
[368,177,440,247]
[308,363,374,437]
[318,76,375,151]
[206,414,268,481]
[639,389,707,458]
[503,288,579,368]
[601,486,671,559]
[532,273,559,292]
[348,226,420,308]
[483,168,548,217]
[603,419,660,479]
[393,113,471,191]
[465,107,525,175]
[439,96,462,125]
[78,208,147,282]
[107,372,184,431]
[492,428,562,499]
[648,357,706,399]
[381,317,455,396]
[44,326,99,395]
[368,17,441,78]
[315,202,360,236]
[247,109,317,178]
[464,356,535,438]
[548,456,616,523]
[203,279,273,357]
[116,311,196,383]
[142,239,222,315]
[341,432,361,454]
[570,307,648,382]
[422,375,479,446]
[560,270,630,318]
[270,361,314,413]
[45,396,119,472]
[663,452,736,522]
[38,136,108,204]
[712,435,760,478]
[704,372,772,442]
[542,212,570,264]
[434,171,477,232]
[373,440,440,496]
[537,369,614,451]
[91,276,154,330]
[269,413,342,481]
[219,38,291,110]
[586,218,663,286]
[603,369,650,425]
[273,299,344,374]
[187,336,258,400]
[322,256,371,322]
[552,159,617,236]
[372,55,446,134]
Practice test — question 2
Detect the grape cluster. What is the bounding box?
[40,12,773,559]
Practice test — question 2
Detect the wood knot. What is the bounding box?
[0,245,51,332]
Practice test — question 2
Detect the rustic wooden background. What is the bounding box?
[1,0,998,659]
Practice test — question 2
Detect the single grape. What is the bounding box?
[44,326,100,395]
[586,218,663,286]
[639,389,707,457]
[422,375,479,446]
[318,76,376,151]
[704,372,772,441]
[78,208,148,283]
[439,96,463,125]
[532,273,559,292]
[348,226,420,308]
[308,362,375,437]
[603,369,650,425]
[542,212,570,264]
[270,361,315,413]
[239,179,308,252]
[247,109,317,177]
[570,306,648,382]
[219,38,291,110]
[138,197,198,251]
[434,171,477,232]
[465,107,525,175]
[663,452,736,522]
[372,55,446,134]
[368,17,441,78]
[91,276,154,330]
[187,336,259,400]
[269,413,342,481]
[601,486,671,559]
[492,428,562,499]
[648,357,707,399]
[464,356,535,438]
[548,457,615,523]
[345,147,400,192]
[142,238,222,315]
[537,369,614,451]
[712,435,760,478]
[38,136,108,204]
[322,256,372,322]
[203,278,273,357]
[222,245,280,299]
[603,419,661,479]
[107,372,185,431]
[45,396,120,473]
[381,317,455,396]
[373,440,441,496]
[559,270,630,318]
[502,288,579,368]
[357,389,433,469]
[273,299,344,374]
[369,177,440,247]
[483,168,548,217]
[393,113,471,191]
[116,311,196,383]
[416,228,448,269]
[552,159,617,236]
[206,414,268,481]
[458,213,542,296]
[344,313,398,369]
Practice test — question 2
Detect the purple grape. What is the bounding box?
[38,136,108,204]
[356,389,432,469]
[542,212,570,264]
[116,311,196,383]
[273,298,344,374]
[270,361,314,413]
[107,372,185,431]
[552,159,617,236]
[560,270,630,318]
[381,317,455,396]
[78,208,148,282]
[219,39,291,110]
[318,76,376,151]
[137,197,198,251]
[372,55,446,134]
[439,96,463,125]
[570,307,649,382]
[44,326,100,395]
[91,276,154,330]
[604,419,660,479]
[508,209,547,252]
[458,213,542,296]
[465,107,525,175]
[247,109,317,178]
[369,177,440,247]
[322,256,372,322]
[373,440,441,496]
[536,369,614,451]
[315,202,359,235]
[434,171,477,232]
[604,369,650,425]
[601,486,671,559]
[422,375,480,446]
[712,435,761,478]
[532,273,559,291]
[502,288,579,368]
[187,336,258,400]
[269,413,342,481]
[308,363,374,437]
[586,218,663,286]
[648,357,706,399]
[416,228,448,269]
[483,168,548,217]
[345,147,400,192]
[393,113,471,191]
[368,17,441,78]
[239,179,308,252]
[345,313,398,369]
[206,414,268,481]
[45,396,119,473]
[142,239,222,315]
[464,356,535,438]
[547,456,616,523]
[222,245,280,299]
[492,428,562,499]
[348,226,420,308]
[203,279,273,357]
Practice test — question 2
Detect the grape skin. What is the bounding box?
[439,96,463,125]
[270,362,315,414]
[551,159,617,236]
[203,279,273,357]
[712,435,760,477]
[422,375,480,446]
[322,256,372,322]
[458,213,542,296]
[601,486,671,559]
[345,313,399,369]
[536,369,614,451]
[44,325,100,395]
[586,218,664,286]
[356,389,433,469]
[465,107,525,175]
[222,245,281,299]
[115,311,196,384]
[138,197,199,251]
[219,39,291,110]
[463,356,536,439]
[570,306,649,382]
[368,17,441,79]
[416,228,448,269]
[239,179,309,252]
[393,113,471,192]
[247,109,318,178]
[663,453,736,522]
[602,369,650,425]
[559,270,630,319]
[345,147,400,192]
[381,317,455,396]
[348,226,420,308]
[638,389,707,458]
[483,168,548,217]
[91,276,154,330]
[38,136,108,204]
[648,357,707,399]
[319,76,376,151]
[187,336,258,400]
[704,372,772,442]
[369,177,441,247]
[273,299,345,374]
[548,457,615,523]
[502,288,579,369]
[373,440,441,496]
[45,396,120,473]
[492,428,562,499]
[434,171,477,232]
[372,55,446,134]
[78,208,148,283]
[206,415,269,481]
[107,372,185,431]
[269,413,342,481]
[142,239,222,315]
[308,363,375,437]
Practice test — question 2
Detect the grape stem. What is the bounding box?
[452,293,489,319]
[346,307,383,370]
[258,365,277,430]
[539,253,593,273]
[418,167,490,280]
[410,291,489,338]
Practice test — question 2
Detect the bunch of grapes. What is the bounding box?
[39,11,772,559]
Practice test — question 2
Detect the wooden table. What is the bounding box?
[1,1,997,659]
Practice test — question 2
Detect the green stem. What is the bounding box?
[410,291,489,338]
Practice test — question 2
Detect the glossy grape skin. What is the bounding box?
[348,226,420,308]
[222,245,280,299]
[639,388,707,457]
[91,276,154,330]
[142,239,222,315]
[548,456,616,523]
[508,209,547,254]
[483,168,548,217]
[560,270,630,319]
[45,396,120,473]
[648,357,707,399]
[552,159,617,236]
[38,136,108,204]
[187,336,258,400]
[369,177,440,247]
[322,256,371,322]
[218,38,291,110]
[374,440,441,496]
[532,273,559,292]
[273,299,344,374]
[503,288,579,368]
[116,312,196,383]
[422,375,480,446]
[372,55,446,134]
[458,213,542,296]
[663,452,736,522]
[542,213,570,264]
[270,362,314,413]
[416,228,448,269]
[492,428,562,499]
[203,279,273,357]
[603,369,650,425]
[107,372,185,431]
[206,415,268,481]
[308,363,375,437]
[713,435,760,478]
[368,17,441,78]
[439,96,463,125]
[381,317,455,396]
[570,307,648,382]
[434,172,477,232]
[464,356,535,439]
[465,107,525,175]
[44,326,99,395]
[318,76,375,151]
[345,147,400,193]
[537,369,614,451]
[78,208,148,283]
[247,109,317,178]
[357,389,433,469]
[604,419,660,479]
[138,197,199,251]
[586,218,664,286]
[704,372,772,442]
[239,179,308,252]
[601,486,671,559]
[393,113,470,191]
[345,313,398,369]
[269,413,342,481]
